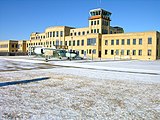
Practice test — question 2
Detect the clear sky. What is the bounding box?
[0,0,159,40]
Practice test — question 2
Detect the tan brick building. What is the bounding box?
[0,40,27,55]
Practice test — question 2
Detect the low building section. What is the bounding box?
[0,40,27,56]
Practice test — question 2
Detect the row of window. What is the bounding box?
[105,37,152,45]
[70,31,89,36]
[104,49,152,56]
[91,20,100,26]
[90,20,109,26]
[31,31,64,40]
[0,44,8,48]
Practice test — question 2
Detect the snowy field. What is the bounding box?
[0,56,160,119]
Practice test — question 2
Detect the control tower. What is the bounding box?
[89,8,111,34]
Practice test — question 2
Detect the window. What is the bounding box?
[139,38,142,45]
[50,32,52,37]
[87,38,96,46]
[91,29,93,33]
[115,50,119,55]
[12,44,14,48]
[133,50,136,55]
[60,31,63,37]
[105,40,108,45]
[16,44,18,48]
[121,50,124,55]
[81,40,84,46]
[69,41,71,46]
[82,31,85,35]
[53,32,55,37]
[116,39,119,45]
[73,40,75,46]
[65,41,67,46]
[53,41,55,45]
[111,50,114,55]
[105,50,108,55]
[89,49,92,54]
[81,50,84,54]
[78,32,81,36]
[133,39,136,45]
[111,40,114,45]
[56,31,59,37]
[148,49,152,56]
[87,31,89,34]
[74,32,76,36]
[138,50,142,56]
[94,29,96,33]
[56,40,59,45]
[97,20,99,25]
[148,37,152,44]
[92,49,96,54]
[91,21,93,25]
[94,21,96,25]
[97,29,99,33]
[110,31,113,34]
[121,39,125,45]
[71,33,73,36]
[127,39,130,45]
[77,40,80,46]
[60,41,62,45]
[127,50,130,55]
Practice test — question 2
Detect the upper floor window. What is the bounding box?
[148,37,152,44]
[91,21,93,25]
[56,31,59,37]
[50,32,52,37]
[97,20,99,25]
[78,32,81,36]
[105,40,108,45]
[69,41,71,46]
[74,32,76,36]
[53,32,55,37]
[133,39,136,45]
[121,39,125,45]
[94,21,96,25]
[12,44,14,48]
[139,38,142,45]
[82,31,85,35]
[81,40,84,46]
[87,31,89,34]
[87,38,96,46]
[77,40,80,46]
[116,39,119,45]
[73,40,75,46]
[60,31,63,37]
[70,33,73,36]
[94,29,96,33]
[127,39,130,45]
[111,40,114,45]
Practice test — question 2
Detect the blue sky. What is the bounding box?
[0,0,159,40]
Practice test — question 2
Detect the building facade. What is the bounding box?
[0,40,27,56]
[25,8,159,60]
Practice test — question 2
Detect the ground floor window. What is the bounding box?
[127,50,130,55]
[138,50,142,56]
[133,50,136,55]
[105,50,108,55]
[148,49,152,56]
[111,50,114,55]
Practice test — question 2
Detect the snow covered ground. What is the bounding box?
[0,56,160,119]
